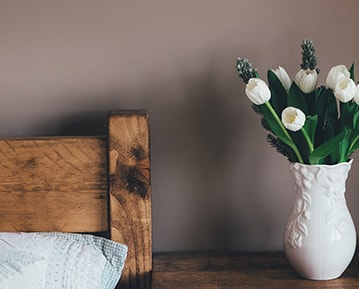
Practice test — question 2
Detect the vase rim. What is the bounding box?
[290,159,353,169]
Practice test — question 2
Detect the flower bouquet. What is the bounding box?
[236,39,359,165]
[236,40,358,280]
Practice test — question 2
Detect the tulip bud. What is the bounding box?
[272,66,291,92]
[294,69,318,94]
[281,107,306,132]
[245,78,271,105]
[353,85,359,105]
[326,64,350,90]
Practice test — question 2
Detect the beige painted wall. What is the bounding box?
[1,0,359,252]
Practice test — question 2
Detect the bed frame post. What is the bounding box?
[108,110,152,289]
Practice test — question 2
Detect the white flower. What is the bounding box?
[334,77,356,103]
[294,69,318,93]
[353,85,359,105]
[281,107,306,132]
[245,78,271,105]
[272,66,291,92]
[326,64,350,90]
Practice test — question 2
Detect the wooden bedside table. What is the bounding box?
[152,250,359,288]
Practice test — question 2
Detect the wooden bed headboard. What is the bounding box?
[0,110,152,289]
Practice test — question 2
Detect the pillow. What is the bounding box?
[0,232,127,289]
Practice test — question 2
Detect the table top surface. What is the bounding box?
[151,251,359,289]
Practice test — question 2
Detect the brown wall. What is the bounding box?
[1,0,359,252]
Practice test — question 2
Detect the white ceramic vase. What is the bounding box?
[283,160,356,280]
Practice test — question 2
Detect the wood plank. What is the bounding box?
[0,137,108,232]
[152,251,359,289]
[153,251,291,272]
[108,111,152,289]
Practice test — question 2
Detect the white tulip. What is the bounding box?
[281,107,306,132]
[272,66,291,92]
[326,64,350,90]
[294,69,318,94]
[353,84,359,105]
[245,78,271,105]
[334,77,356,103]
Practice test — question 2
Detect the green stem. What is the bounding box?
[301,127,314,154]
[265,102,304,163]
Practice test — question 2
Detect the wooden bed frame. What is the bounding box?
[0,110,151,289]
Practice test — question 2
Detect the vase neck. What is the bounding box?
[290,161,352,196]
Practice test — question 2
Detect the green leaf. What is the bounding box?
[349,134,359,154]
[315,88,337,120]
[326,122,339,154]
[338,133,350,162]
[289,130,310,163]
[340,102,355,130]
[288,82,309,115]
[314,86,326,112]
[352,106,359,129]
[267,70,287,115]
[309,129,349,164]
[303,115,318,143]
[319,89,340,140]
[348,117,359,154]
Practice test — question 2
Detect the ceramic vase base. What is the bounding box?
[286,253,351,280]
[298,273,341,281]
[293,266,345,281]
[306,275,341,281]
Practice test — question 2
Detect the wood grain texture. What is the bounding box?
[0,137,108,232]
[108,111,152,289]
[152,251,359,288]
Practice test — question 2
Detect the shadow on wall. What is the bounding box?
[56,110,108,136]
